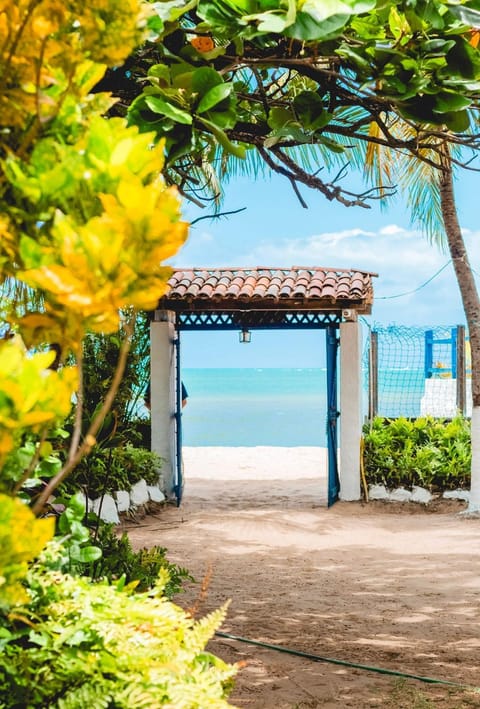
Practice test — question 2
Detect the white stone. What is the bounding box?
[368,484,389,500]
[443,489,470,501]
[130,478,149,506]
[389,487,412,502]
[147,485,166,503]
[114,490,131,512]
[92,494,120,524]
[410,486,433,504]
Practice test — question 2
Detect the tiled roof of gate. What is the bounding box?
[161,267,376,313]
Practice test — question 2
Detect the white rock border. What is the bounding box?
[368,484,444,505]
[90,478,166,523]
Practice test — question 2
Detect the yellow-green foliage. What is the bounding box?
[0,563,237,708]
[0,0,188,480]
[0,0,188,349]
[0,495,54,609]
[0,338,76,468]
[0,2,238,706]
[0,1,148,132]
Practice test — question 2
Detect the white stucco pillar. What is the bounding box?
[339,318,362,501]
[150,310,176,497]
[468,405,480,512]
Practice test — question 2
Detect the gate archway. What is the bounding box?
[150,266,375,507]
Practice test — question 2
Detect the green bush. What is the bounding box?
[0,556,236,708]
[89,523,194,597]
[0,495,237,707]
[71,314,151,446]
[62,444,163,499]
[363,415,471,491]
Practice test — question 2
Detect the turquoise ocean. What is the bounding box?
[181,368,426,447]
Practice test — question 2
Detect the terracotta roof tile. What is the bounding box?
[161,266,376,314]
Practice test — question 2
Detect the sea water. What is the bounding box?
[180,367,428,447]
[181,368,329,447]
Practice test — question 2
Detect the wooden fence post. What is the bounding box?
[456,324,466,415]
[368,330,378,420]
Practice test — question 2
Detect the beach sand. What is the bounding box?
[124,447,480,708]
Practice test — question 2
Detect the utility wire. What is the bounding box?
[376,261,452,300]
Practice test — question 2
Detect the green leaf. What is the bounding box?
[197,116,246,158]
[336,45,372,72]
[446,38,480,80]
[264,125,310,147]
[69,492,89,517]
[197,83,233,113]
[422,38,456,54]
[285,0,375,40]
[448,4,480,28]
[69,544,102,563]
[433,92,472,114]
[153,0,197,23]
[69,520,90,543]
[243,0,297,33]
[285,11,350,40]
[267,106,297,130]
[443,109,470,133]
[191,67,223,96]
[293,91,331,130]
[317,135,345,153]
[205,107,237,129]
[19,235,47,268]
[302,0,374,22]
[37,455,62,477]
[388,5,411,41]
[147,64,171,85]
[144,96,193,125]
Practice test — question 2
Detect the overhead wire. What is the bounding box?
[376,260,452,300]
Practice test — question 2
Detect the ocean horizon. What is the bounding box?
[180,367,426,447]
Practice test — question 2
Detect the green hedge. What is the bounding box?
[62,444,163,499]
[363,416,471,491]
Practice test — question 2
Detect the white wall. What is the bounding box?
[150,311,176,497]
[339,319,362,501]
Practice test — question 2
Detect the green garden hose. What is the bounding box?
[215,631,479,691]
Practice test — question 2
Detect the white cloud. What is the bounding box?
[195,231,214,243]
[236,223,474,326]
[241,225,443,276]
[379,224,413,236]
[169,205,479,327]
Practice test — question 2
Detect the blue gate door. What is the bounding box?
[173,334,183,506]
[326,325,340,506]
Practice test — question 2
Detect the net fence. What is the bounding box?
[363,324,471,419]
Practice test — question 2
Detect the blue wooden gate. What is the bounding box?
[173,333,183,506]
[174,311,343,507]
[326,325,340,507]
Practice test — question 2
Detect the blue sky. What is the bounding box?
[170,166,480,368]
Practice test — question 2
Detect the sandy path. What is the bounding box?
[124,447,480,708]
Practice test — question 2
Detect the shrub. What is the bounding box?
[61,444,163,499]
[0,562,237,708]
[0,496,237,708]
[89,523,195,597]
[363,415,471,491]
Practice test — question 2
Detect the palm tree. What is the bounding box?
[438,154,480,511]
